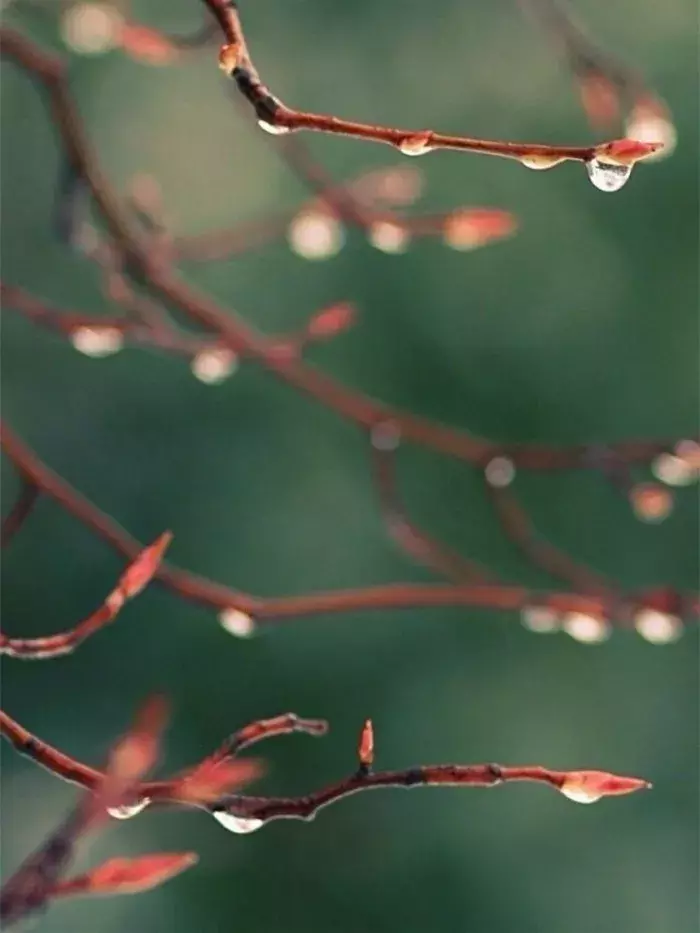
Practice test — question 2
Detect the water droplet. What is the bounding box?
[219,608,256,638]
[367,222,410,254]
[520,154,564,171]
[107,797,151,820]
[61,3,123,55]
[629,483,673,523]
[71,326,124,357]
[288,212,344,260]
[634,608,683,645]
[484,457,515,488]
[212,811,264,834]
[258,120,291,136]
[521,606,560,633]
[559,782,602,805]
[398,133,433,157]
[651,453,696,487]
[562,613,611,644]
[371,421,401,451]
[191,349,238,385]
[675,440,700,470]
[585,158,632,192]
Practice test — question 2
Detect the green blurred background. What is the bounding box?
[1,0,698,931]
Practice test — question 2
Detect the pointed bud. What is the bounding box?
[594,138,664,167]
[307,303,356,340]
[625,96,677,161]
[116,532,172,601]
[358,719,374,769]
[560,769,651,804]
[53,853,198,898]
[121,25,177,65]
[174,758,262,805]
[578,73,620,129]
[443,209,516,251]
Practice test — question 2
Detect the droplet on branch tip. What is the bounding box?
[585,158,632,193]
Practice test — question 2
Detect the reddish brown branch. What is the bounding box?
[0,30,694,638]
[1,707,651,833]
[0,30,679,471]
[0,531,171,659]
[205,2,660,170]
[4,422,695,628]
[484,477,613,596]
[0,697,203,926]
[370,440,494,584]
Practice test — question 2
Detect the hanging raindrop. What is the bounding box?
[212,811,264,834]
[520,155,564,171]
[398,133,433,157]
[107,797,151,820]
[585,158,632,193]
[258,120,291,136]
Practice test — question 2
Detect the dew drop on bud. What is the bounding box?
[585,158,632,193]
[520,154,564,171]
[634,608,683,645]
[562,613,611,644]
[288,211,344,260]
[219,608,256,638]
[257,120,291,136]
[521,606,560,633]
[212,811,264,834]
[61,3,123,55]
[398,133,433,157]
[484,456,515,488]
[559,782,602,805]
[629,482,673,523]
[107,797,151,820]
[191,348,238,385]
[367,222,410,254]
[71,326,124,358]
[371,420,401,451]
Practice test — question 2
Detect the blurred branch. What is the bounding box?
[1,477,39,548]
[2,424,697,634]
[0,697,208,926]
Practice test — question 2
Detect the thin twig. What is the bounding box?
[1,478,40,548]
